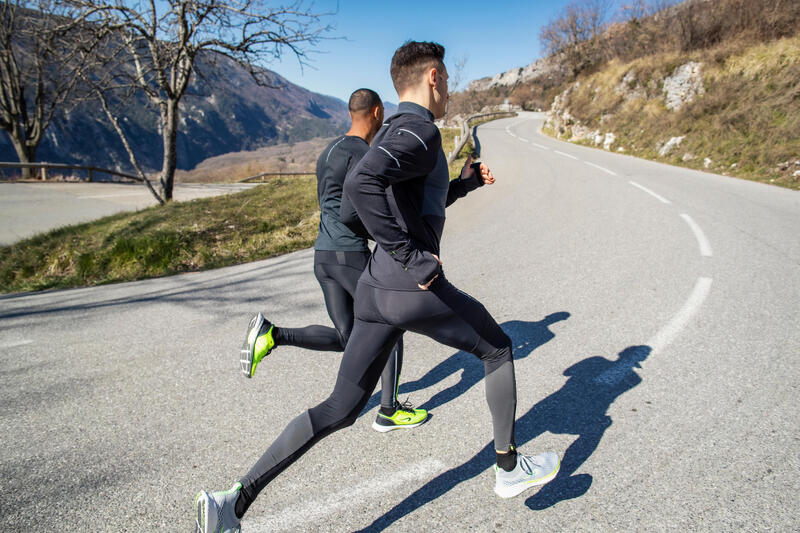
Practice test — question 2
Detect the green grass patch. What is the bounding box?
[0,176,319,293]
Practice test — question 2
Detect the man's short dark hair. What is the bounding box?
[348,88,382,114]
[390,41,445,93]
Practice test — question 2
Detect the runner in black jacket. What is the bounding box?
[195,42,559,533]
[239,89,426,433]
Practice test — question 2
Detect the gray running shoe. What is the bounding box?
[195,482,242,533]
[494,451,560,498]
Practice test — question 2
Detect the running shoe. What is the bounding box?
[372,399,428,432]
[494,450,560,498]
[195,482,242,533]
[240,313,275,378]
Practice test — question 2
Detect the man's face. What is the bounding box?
[431,64,449,119]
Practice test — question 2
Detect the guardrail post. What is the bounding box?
[40,166,47,180]
[88,169,94,182]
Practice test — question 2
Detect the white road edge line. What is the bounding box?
[554,150,579,160]
[517,137,529,142]
[585,162,618,176]
[680,214,713,257]
[246,457,445,532]
[530,142,550,151]
[595,277,713,385]
[0,339,34,349]
[628,181,671,204]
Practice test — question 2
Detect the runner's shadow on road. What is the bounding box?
[354,343,651,532]
[358,313,570,417]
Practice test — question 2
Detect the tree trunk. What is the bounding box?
[8,133,36,180]
[159,98,179,201]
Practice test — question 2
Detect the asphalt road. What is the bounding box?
[0,181,255,245]
[1,112,798,532]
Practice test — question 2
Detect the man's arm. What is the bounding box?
[344,121,441,285]
[446,155,496,206]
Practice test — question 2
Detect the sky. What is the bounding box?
[267,0,610,104]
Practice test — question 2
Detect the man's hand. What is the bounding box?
[461,154,495,185]
[417,254,442,290]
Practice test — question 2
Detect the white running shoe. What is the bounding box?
[195,482,242,533]
[494,451,560,498]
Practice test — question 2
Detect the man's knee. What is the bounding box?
[477,333,513,374]
[308,385,368,433]
[335,328,350,351]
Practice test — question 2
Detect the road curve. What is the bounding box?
[0,112,798,532]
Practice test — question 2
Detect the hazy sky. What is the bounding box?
[268,0,618,104]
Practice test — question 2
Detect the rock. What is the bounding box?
[663,62,705,111]
[730,163,738,169]
[682,152,695,162]
[704,157,713,168]
[777,161,790,171]
[466,56,568,92]
[617,147,625,152]
[658,136,685,156]
[603,133,616,151]
[616,71,646,101]
[793,170,800,178]
[594,132,604,145]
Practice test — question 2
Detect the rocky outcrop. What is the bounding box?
[658,136,685,156]
[663,61,705,110]
[467,56,568,92]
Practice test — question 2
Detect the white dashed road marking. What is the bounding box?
[628,181,671,204]
[553,150,579,160]
[585,162,617,176]
[680,214,713,257]
[0,339,34,349]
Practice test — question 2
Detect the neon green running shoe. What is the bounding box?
[195,482,242,533]
[371,399,428,432]
[240,312,275,378]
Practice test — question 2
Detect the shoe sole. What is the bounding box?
[195,491,209,532]
[493,458,561,498]
[371,419,426,433]
[240,313,265,378]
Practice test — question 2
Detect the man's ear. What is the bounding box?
[427,67,438,88]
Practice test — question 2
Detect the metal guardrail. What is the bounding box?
[0,162,142,182]
[446,111,518,164]
[238,171,315,183]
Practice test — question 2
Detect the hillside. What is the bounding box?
[0,51,350,173]
[544,36,800,189]
[450,0,800,189]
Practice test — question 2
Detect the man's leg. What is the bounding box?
[319,253,423,430]
[363,278,560,497]
[235,318,403,518]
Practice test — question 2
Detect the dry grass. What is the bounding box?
[550,35,800,189]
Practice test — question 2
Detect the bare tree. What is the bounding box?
[76,0,331,202]
[0,0,98,178]
[540,0,614,75]
[448,53,469,93]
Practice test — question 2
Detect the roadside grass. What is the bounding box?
[546,35,800,189]
[0,176,318,293]
[440,127,474,179]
